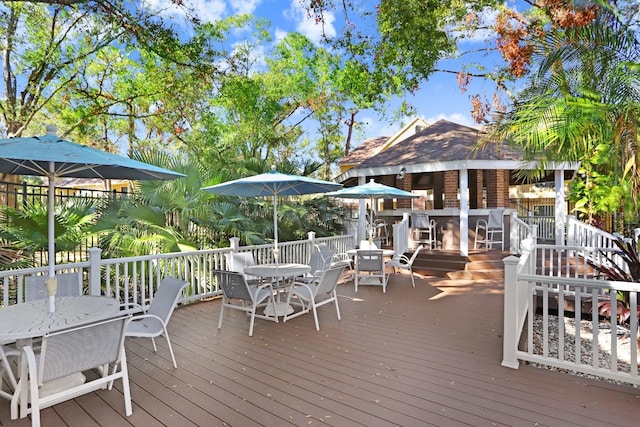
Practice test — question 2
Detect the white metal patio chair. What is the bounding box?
[0,272,85,395]
[330,252,354,281]
[373,219,389,246]
[284,265,346,331]
[10,314,133,426]
[225,252,262,285]
[412,213,437,249]
[354,249,387,293]
[386,245,424,288]
[214,270,278,337]
[125,277,189,368]
[474,209,505,251]
[300,249,333,284]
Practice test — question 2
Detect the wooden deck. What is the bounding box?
[2,272,640,426]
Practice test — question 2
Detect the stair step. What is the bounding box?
[407,249,507,279]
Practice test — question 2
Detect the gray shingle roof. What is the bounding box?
[356,120,522,168]
[338,136,390,166]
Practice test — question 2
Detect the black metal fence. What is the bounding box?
[0,180,130,265]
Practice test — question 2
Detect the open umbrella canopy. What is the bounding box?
[202,167,342,259]
[0,125,184,311]
[0,129,183,180]
[325,179,419,200]
[325,179,419,242]
[203,167,342,197]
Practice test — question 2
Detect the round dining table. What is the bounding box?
[0,295,120,341]
[244,263,311,316]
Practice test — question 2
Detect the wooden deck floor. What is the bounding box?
[2,272,640,426]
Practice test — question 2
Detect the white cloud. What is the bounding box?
[231,0,261,15]
[144,0,227,24]
[274,28,288,45]
[286,0,336,45]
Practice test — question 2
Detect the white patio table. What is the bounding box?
[0,295,120,342]
[346,249,395,258]
[244,263,311,317]
[0,295,119,401]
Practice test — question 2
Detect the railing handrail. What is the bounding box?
[0,234,357,308]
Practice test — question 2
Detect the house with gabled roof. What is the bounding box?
[335,118,578,255]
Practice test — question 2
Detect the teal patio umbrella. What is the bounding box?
[203,166,342,260]
[325,179,419,242]
[0,125,184,311]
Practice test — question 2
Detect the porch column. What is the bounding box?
[459,169,469,256]
[358,176,367,243]
[555,169,565,245]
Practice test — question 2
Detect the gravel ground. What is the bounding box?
[528,313,639,387]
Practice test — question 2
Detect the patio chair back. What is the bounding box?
[13,314,132,425]
[216,269,253,301]
[315,265,345,296]
[474,208,505,251]
[24,273,82,302]
[355,249,387,293]
[314,243,336,263]
[225,252,261,283]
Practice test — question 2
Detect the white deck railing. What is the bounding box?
[509,212,537,255]
[503,242,640,386]
[0,233,355,309]
[566,215,620,250]
[392,214,410,255]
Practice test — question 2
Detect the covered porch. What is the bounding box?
[338,119,578,255]
[2,272,637,426]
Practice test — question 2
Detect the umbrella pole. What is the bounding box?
[272,195,279,263]
[47,165,57,312]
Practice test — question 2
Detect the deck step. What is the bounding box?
[410,249,507,279]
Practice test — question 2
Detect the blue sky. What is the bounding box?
[148,0,506,141]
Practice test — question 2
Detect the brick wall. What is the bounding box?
[485,169,509,208]
[443,170,459,208]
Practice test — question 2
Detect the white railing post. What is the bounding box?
[502,255,521,369]
[510,211,518,254]
[567,215,576,246]
[308,231,316,249]
[88,247,102,296]
[229,237,240,252]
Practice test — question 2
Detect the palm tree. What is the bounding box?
[489,4,640,229]
[0,197,96,267]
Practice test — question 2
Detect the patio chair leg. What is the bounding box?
[162,325,178,368]
[312,305,320,331]
[218,301,225,330]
